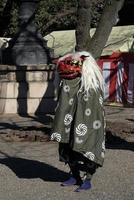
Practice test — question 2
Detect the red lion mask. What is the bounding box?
[57,55,85,79]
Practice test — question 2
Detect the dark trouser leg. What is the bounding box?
[74,162,97,192]
[85,161,98,181]
[68,163,82,185]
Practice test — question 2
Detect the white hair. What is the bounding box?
[78,51,104,94]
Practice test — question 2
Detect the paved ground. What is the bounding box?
[105,105,134,142]
[0,105,134,200]
[0,105,134,142]
[0,140,133,200]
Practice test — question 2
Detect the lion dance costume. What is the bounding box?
[51,51,105,192]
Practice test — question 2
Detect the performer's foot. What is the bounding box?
[61,177,77,186]
[74,180,91,192]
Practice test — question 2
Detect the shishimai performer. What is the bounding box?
[51,51,105,192]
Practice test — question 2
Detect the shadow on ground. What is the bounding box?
[0,114,53,132]
[106,133,134,151]
[0,155,69,182]
[0,114,53,141]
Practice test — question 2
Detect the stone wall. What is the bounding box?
[0,64,57,114]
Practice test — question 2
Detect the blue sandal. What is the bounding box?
[74,180,91,192]
[61,177,77,186]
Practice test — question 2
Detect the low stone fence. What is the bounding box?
[0,64,57,114]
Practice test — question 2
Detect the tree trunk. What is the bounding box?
[75,0,92,51]
[87,0,125,59]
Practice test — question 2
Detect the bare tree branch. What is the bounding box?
[87,0,125,58]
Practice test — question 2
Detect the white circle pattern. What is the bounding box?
[69,98,74,105]
[93,120,102,129]
[85,108,91,116]
[63,85,70,92]
[64,114,73,126]
[76,123,87,136]
[84,152,95,161]
[83,94,88,101]
[75,137,84,144]
[65,127,70,133]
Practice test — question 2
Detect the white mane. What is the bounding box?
[78,51,104,93]
[58,51,104,93]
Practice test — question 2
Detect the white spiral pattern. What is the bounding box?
[64,114,73,126]
[84,152,95,161]
[85,108,91,116]
[93,120,102,129]
[76,123,87,136]
[69,98,74,105]
[63,85,70,92]
[51,132,61,142]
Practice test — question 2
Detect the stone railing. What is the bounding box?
[0,64,57,115]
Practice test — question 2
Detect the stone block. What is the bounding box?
[3,99,17,114]
[0,82,28,98]
[29,82,55,98]
[0,71,54,82]
[26,71,47,82]
[6,82,17,98]
[27,99,40,114]
[0,82,55,98]
[0,97,57,114]
[0,64,56,114]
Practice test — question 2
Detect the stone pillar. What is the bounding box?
[0,1,56,115]
[3,0,52,65]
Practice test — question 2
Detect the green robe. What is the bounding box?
[51,77,105,167]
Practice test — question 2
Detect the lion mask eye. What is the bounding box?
[70,60,83,67]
